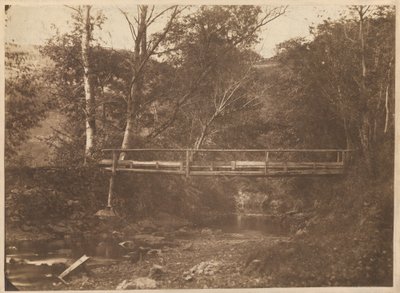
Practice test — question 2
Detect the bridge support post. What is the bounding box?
[265,151,269,175]
[107,151,118,208]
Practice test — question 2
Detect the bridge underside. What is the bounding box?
[101,160,345,177]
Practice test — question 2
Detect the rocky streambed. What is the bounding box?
[6,214,292,290]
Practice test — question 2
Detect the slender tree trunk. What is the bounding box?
[82,5,96,164]
[357,6,372,171]
[120,6,148,160]
[194,124,210,150]
[384,57,393,134]
[384,83,390,133]
[343,117,351,149]
[191,113,218,161]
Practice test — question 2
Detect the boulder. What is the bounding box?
[116,277,157,290]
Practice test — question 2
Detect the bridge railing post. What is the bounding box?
[265,151,269,175]
[186,150,190,178]
[342,150,346,166]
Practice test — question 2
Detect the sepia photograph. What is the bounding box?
[3,1,396,291]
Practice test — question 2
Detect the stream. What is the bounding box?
[5,213,289,290]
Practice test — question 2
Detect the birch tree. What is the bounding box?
[81,5,96,163]
[119,5,183,159]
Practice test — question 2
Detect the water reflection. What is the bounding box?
[205,213,289,235]
[5,235,123,290]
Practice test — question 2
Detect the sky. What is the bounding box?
[5,5,347,58]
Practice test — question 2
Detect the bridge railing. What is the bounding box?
[101,148,353,177]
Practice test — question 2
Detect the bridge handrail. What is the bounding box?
[102,148,354,153]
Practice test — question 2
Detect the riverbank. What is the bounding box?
[6,224,291,290]
[5,165,394,288]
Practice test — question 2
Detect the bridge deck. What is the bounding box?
[100,149,350,177]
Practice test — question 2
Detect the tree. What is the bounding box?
[41,7,110,165]
[5,46,52,165]
[81,5,96,163]
[148,6,286,151]
[118,5,184,159]
[269,6,394,172]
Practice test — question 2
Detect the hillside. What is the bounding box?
[5,43,63,166]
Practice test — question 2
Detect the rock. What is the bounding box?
[20,223,34,232]
[119,241,135,250]
[67,200,79,206]
[48,223,71,234]
[182,241,194,251]
[8,258,17,264]
[244,259,262,274]
[133,277,157,289]
[295,228,307,236]
[201,228,213,235]
[123,251,140,263]
[175,227,191,237]
[149,264,164,279]
[116,280,129,290]
[7,246,17,252]
[112,231,124,241]
[188,260,221,276]
[133,234,166,248]
[116,278,157,289]
[147,249,162,256]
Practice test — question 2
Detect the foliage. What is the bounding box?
[5,47,52,165]
[149,6,285,149]
[268,7,395,172]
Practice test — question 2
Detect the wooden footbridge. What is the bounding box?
[100,148,351,177]
[97,148,351,216]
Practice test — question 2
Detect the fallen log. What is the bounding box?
[58,254,90,284]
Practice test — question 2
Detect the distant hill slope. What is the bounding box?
[5,43,63,167]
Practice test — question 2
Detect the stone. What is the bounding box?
[48,223,71,234]
[188,260,221,276]
[244,259,262,274]
[147,249,162,256]
[175,227,191,237]
[133,234,166,248]
[116,280,128,290]
[116,278,157,290]
[67,200,79,206]
[295,228,307,236]
[201,228,213,235]
[149,264,164,279]
[119,241,135,250]
[125,251,140,263]
[133,277,157,289]
[182,241,194,251]
[20,224,34,232]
